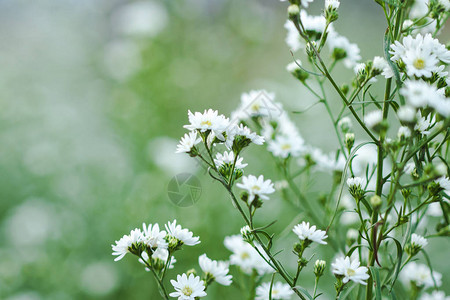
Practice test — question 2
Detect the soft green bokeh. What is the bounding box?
[0,0,448,299]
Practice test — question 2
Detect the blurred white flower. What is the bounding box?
[224,235,273,275]
[364,110,383,129]
[80,262,118,296]
[111,1,168,37]
[411,233,428,249]
[420,290,450,300]
[401,262,442,288]
[255,281,294,300]
[198,254,232,286]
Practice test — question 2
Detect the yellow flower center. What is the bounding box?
[281,144,291,150]
[251,103,260,111]
[182,286,193,296]
[241,252,250,260]
[347,268,356,276]
[272,290,279,295]
[201,120,212,126]
[413,58,425,70]
[252,185,261,191]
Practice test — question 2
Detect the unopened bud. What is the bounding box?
[314,260,326,277]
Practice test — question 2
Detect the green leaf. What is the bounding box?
[369,266,382,300]
[293,286,314,300]
[384,236,403,290]
[421,250,440,289]
[338,282,356,300]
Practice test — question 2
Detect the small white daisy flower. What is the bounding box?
[397,126,411,139]
[198,254,232,286]
[183,109,229,140]
[236,175,275,203]
[165,220,200,246]
[332,256,370,285]
[214,151,247,169]
[268,134,305,158]
[411,233,428,249]
[176,131,201,154]
[142,223,167,249]
[112,228,144,261]
[325,0,340,10]
[292,221,328,245]
[169,273,207,299]
[347,177,365,188]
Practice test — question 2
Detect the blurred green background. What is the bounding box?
[0,0,448,299]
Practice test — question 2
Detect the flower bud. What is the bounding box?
[314,259,326,277]
[370,195,382,210]
[240,225,254,243]
[405,233,428,257]
[345,133,355,151]
[186,268,197,277]
[346,229,358,246]
[324,0,340,22]
[288,4,300,20]
[306,41,318,59]
[347,177,366,200]
[338,117,352,133]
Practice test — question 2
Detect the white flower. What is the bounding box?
[255,282,294,300]
[268,134,305,158]
[236,175,275,203]
[429,96,450,118]
[411,233,428,249]
[436,176,450,196]
[332,256,370,285]
[420,290,450,300]
[142,223,167,249]
[214,151,247,169]
[300,0,314,8]
[401,262,442,288]
[231,90,281,120]
[364,110,383,129]
[427,202,443,217]
[415,113,436,136]
[165,220,200,246]
[325,0,340,10]
[286,60,302,73]
[402,48,438,78]
[328,31,361,68]
[397,105,417,122]
[400,80,443,108]
[347,177,365,188]
[225,124,265,149]
[111,228,143,261]
[438,0,450,10]
[224,235,273,275]
[140,248,176,270]
[184,109,229,140]
[410,0,429,18]
[284,21,302,52]
[372,56,393,78]
[338,117,353,131]
[169,273,207,299]
[292,221,328,244]
[198,254,232,286]
[397,126,411,139]
[176,131,201,154]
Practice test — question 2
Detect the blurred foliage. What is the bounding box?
[0,0,448,299]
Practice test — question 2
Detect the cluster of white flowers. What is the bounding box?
[112,220,199,263]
